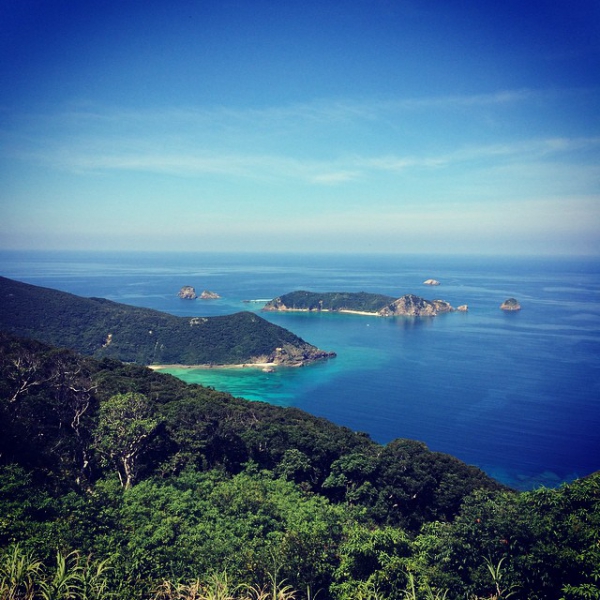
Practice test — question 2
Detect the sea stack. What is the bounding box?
[500,298,521,311]
[200,290,221,299]
[378,294,454,316]
[178,286,197,299]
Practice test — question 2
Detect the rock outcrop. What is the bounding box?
[178,286,197,299]
[431,299,454,314]
[457,305,468,312]
[423,279,440,286]
[252,342,336,367]
[378,294,455,317]
[500,298,521,311]
[200,290,221,299]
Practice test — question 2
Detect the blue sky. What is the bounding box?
[1,1,599,255]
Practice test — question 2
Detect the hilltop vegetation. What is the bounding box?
[264,291,396,313]
[1,331,599,599]
[0,276,333,366]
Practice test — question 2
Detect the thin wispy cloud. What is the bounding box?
[2,91,598,195]
[4,87,586,138]
[2,0,598,255]
[362,137,600,170]
[14,133,598,187]
[309,171,361,184]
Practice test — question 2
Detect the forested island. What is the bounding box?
[0,330,598,599]
[0,276,334,367]
[263,290,459,316]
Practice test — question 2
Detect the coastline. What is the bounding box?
[150,362,288,371]
[265,307,381,317]
[0,250,595,490]
[338,308,381,316]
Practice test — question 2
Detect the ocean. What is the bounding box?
[1,250,599,490]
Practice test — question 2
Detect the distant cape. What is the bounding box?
[263,290,459,317]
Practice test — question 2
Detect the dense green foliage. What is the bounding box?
[264,291,396,313]
[1,331,599,599]
[0,276,329,365]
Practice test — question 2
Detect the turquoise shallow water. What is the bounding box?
[1,250,599,490]
[164,312,385,403]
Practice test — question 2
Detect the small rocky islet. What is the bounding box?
[500,297,522,311]
[177,285,197,299]
[177,286,221,300]
[178,285,519,316]
[200,290,221,299]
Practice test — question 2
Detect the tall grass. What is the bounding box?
[154,570,297,600]
[0,546,111,600]
[1,546,516,600]
[0,545,42,600]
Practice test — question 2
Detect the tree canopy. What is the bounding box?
[1,330,598,600]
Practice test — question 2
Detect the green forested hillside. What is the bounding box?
[1,332,599,600]
[0,276,333,365]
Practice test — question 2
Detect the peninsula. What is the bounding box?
[263,290,458,317]
[0,276,334,367]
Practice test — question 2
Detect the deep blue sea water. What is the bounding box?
[1,250,599,490]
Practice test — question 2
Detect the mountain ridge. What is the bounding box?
[0,276,334,366]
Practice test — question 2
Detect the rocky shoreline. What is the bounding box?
[149,339,336,369]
